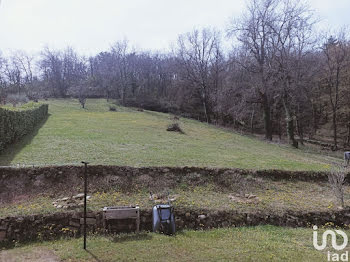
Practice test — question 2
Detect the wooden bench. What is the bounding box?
[103,206,140,233]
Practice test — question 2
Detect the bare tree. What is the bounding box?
[228,0,279,140]
[90,51,118,100]
[328,165,347,208]
[3,56,23,95]
[12,50,34,85]
[176,28,222,123]
[39,47,88,99]
[39,47,65,97]
[111,40,131,105]
[320,30,350,150]
[229,0,317,146]
[270,0,316,147]
[0,53,7,104]
[78,92,87,108]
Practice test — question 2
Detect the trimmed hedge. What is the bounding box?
[0,103,48,151]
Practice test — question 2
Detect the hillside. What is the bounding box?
[0,99,341,170]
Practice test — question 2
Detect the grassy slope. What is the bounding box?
[2,179,349,218]
[1,226,334,262]
[0,99,339,170]
[0,99,344,262]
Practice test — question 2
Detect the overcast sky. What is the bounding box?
[0,0,349,56]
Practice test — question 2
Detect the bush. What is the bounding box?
[109,105,117,111]
[328,165,347,208]
[79,97,87,109]
[167,122,184,134]
[0,103,49,152]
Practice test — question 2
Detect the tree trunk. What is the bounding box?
[296,105,304,146]
[286,116,298,148]
[346,121,350,147]
[332,108,338,150]
[202,99,210,123]
[122,87,126,106]
[296,116,304,146]
[201,89,210,123]
[250,106,255,133]
[283,97,298,148]
[278,114,282,141]
[311,102,318,138]
[261,93,272,140]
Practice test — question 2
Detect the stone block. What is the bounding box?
[80,218,96,225]
[69,220,81,228]
[0,231,6,241]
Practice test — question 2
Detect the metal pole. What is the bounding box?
[82,161,89,250]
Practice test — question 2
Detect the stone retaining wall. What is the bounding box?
[1,208,350,246]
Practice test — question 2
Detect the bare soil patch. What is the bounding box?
[0,247,60,262]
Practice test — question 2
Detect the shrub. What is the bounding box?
[79,96,87,109]
[167,122,184,134]
[328,165,347,208]
[0,103,49,152]
[109,105,117,112]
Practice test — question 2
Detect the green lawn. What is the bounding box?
[0,226,335,262]
[0,99,340,170]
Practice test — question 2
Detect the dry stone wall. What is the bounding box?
[1,208,350,246]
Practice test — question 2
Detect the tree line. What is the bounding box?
[0,0,349,149]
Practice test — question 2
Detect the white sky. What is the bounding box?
[0,0,349,56]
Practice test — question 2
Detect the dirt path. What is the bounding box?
[0,247,60,262]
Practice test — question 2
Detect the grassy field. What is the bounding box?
[0,99,340,170]
[0,99,346,262]
[1,179,348,218]
[0,226,335,262]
